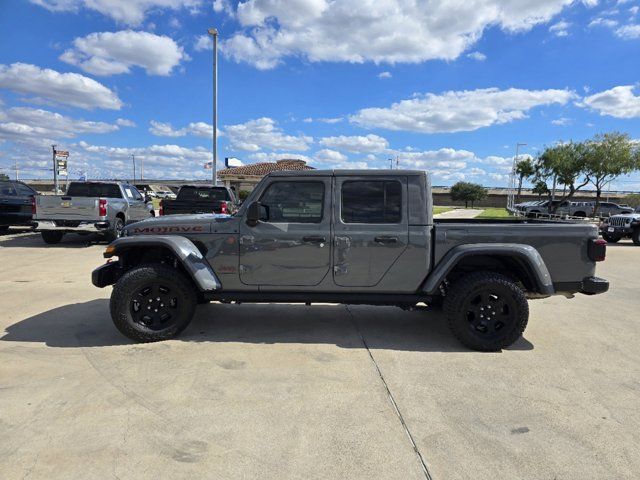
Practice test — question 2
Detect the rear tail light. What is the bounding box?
[30,196,36,216]
[98,198,108,217]
[220,201,228,214]
[159,200,164,216]
[588,238,607,262]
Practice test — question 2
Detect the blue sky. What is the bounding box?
[1,0,639,189]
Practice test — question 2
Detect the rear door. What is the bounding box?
[333,176,408,287]
[239,178,331,286]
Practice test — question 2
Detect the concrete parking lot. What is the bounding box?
[1,229,639,480]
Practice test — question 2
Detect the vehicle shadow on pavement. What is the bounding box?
[0,232,107,248]
[0,300,534,353]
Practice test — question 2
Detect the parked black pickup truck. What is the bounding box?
[0,180,37,232]
[160,185,237,216]
[93,170,609,351]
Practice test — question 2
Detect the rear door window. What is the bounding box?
[341,181,402,224]
[15,183,35,196]
[0,182,17,196]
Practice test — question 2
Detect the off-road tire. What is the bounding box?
[0,225,9,234]
[602,233,621,243]
[444,272,529,351]
[632,228,640,246]
[105,216,124,243]
[41,231,64,244]
[110,264,197,342]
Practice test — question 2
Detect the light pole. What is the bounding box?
[208,27,218,185]
[508,142,527,210]
[131,154,136,182]
[52,145,58,194]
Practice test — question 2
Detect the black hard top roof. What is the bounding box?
[268,169,426,177]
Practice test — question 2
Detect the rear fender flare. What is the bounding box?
[422,243,553,295]
[106,235,221,291]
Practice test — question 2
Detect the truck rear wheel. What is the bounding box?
[110,264,197,342]
[41,231,64,244]
[632,229,640,246]
[105,217,124,242]
[444,272,529,351]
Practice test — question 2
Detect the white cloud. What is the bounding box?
[0,63,122,110]
[149,120,216,138]
[615,24,640,38]
[30,0,204,26]
[351,87,576,133]
[220,0,587,69]
[399,148,477,170]
[467,51,487,61]
[194,34,213,51]
[314,148,348,163]
[0,106,119,146]
[320,134,389,153]
[76,141,212,168]
[60,30,188,76]
[579,85,640,118]
[588,17,618,28]
[116,118,136,127]
[247,152,312,163]
[549,20,571,36]
[551,117,571,125]
[378,71,392,79]
[225,117,312,152]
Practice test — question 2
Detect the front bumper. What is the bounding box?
[581,276,609,295]
[35,220,110,233]
[92,261,121,288]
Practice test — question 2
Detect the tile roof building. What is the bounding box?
[218,159,314,194]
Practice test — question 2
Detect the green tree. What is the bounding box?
[532,180,550,199]
[533,141,589,213]
[624,193,640,208]
[238,190,251,201]
[450,181,487,208]
[0,173,9,181]
[515,157,534,202]
[584,132,640,216]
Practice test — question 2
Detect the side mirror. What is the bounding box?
[246,201,266,226]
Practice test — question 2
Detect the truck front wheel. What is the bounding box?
[444,272,529,351]
[602,233,621,243]
[110,264,197,342]
[41,231,64,244]
[632,228,640,246]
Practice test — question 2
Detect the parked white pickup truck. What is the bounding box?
[34,181,152,244]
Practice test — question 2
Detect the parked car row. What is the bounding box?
[515,199,634,218]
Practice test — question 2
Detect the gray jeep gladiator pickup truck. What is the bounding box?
[92,170,609,351]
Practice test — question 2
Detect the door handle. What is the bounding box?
[374,236,398,244]
[302,236,326,244]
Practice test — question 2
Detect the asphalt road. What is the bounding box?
[1,228,639,479]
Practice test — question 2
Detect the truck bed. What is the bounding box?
[433,218,598,286]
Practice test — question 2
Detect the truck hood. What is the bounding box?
[607,213,640,222]
[124,213,234,236]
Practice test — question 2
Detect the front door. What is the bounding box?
[333,176,408,287]
[123,185,150,221]
[239,178,331,286]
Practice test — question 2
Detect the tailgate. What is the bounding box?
[35,196,100,221]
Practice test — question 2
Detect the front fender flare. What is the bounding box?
[421,243,553,295]
[105,236,221,291]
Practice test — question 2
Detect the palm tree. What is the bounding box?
[515,158,534,202]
